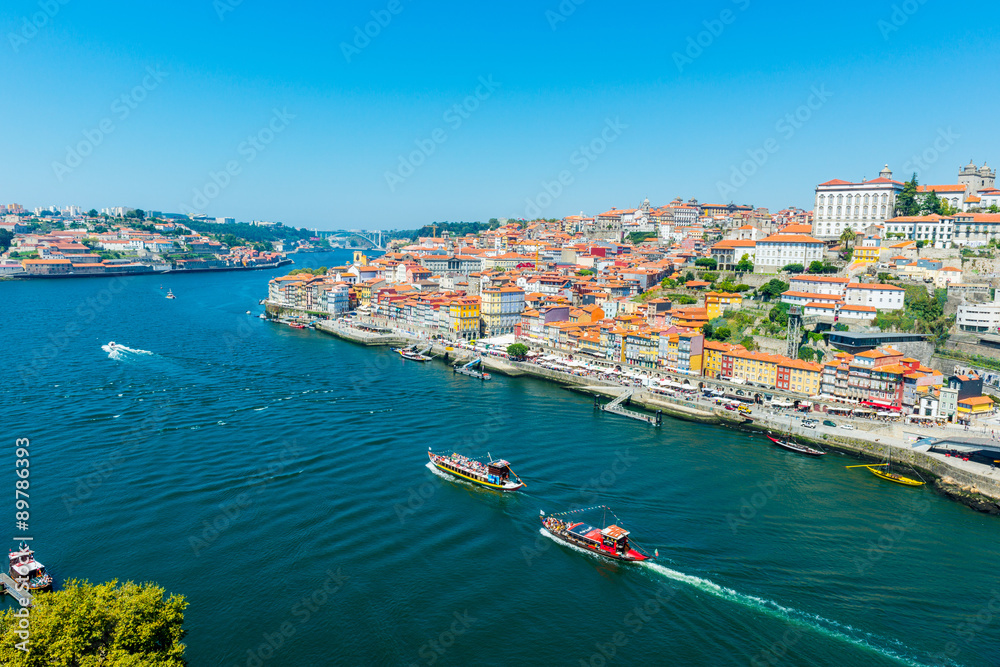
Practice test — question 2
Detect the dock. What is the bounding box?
[592,389,662,426]
[453,357,491,380]
[0,573,34,607]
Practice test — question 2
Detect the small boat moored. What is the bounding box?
[9,543,53,592]
[847,445,925,486]
[428,449,525,491]
[540,506,653,563]
[766,434,825,457]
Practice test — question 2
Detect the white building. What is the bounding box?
[788,275,848,297]
[813,165,903,239]
[216,217,236,225]
[957,292,1000,333]
[754,233,825,272]
[844,283,905,311]
[978,188,1000,210]
[883,214,954,248]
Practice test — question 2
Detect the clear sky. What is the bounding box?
[2,0,998,230]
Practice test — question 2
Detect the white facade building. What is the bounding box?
[883,215,955,248]
[754,234,825,272]
[844,283,905,311]
[813,165,903,239]
[957,292,1000,333]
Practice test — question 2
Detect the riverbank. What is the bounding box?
[311,319,1000,513]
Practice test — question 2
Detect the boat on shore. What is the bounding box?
[540,506,653,562]
[427,449,525,491]
[766,434,825,457]
[9,543,53,592]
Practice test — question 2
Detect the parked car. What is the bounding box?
[841,423,855,430]
[823,419,837,427]
[802,421,817,429]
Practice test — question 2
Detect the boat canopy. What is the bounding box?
[601,525,629,541]
[569,524,598,540]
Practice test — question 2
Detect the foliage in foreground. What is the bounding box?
[0,579,187,667]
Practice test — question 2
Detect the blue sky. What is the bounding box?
[1,0,998,230]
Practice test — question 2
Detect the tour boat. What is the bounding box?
[847,446,924,486]
[427,449,525,491]
[165,289,176,299]
[9,544,53,592]
[541,507,653,563]
[398,347,432,362]
[766,434,825,457]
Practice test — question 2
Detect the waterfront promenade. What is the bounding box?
[318,317,1000,512]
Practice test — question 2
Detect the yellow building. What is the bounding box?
[853,238,881,264]
[725,350,782,388]
[778,359,822,395]
[958,396,995,418]
[705,292,743,320]
[702,341,742,378]
[448,297,481,340]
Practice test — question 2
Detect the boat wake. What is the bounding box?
[102,343,154,361]
[639,562,931,666]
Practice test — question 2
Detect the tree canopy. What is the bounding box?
[695,257,717,269]
[0,579,187,666]
[0,229,13,253]
[735,254,754,273]
[758,278,789,301]
[781,263,804,274]
[507,343,529,359]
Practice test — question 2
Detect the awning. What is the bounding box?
[862,400,901,411]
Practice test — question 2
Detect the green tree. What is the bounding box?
[988,204,1000,214]
[702,323,714,340]
[660,277,677,289]
[577,269,594,276]
[807,260,825,273]
[895,173,920,216]
[769,304,789,326]
[507,343,529,359]
[735,254,754,273]
[839,228,857,247]
[921,191,943,216]
[0,229,13,253]
[695,257,717,269]
[86,209,99,218]
[0,579,187,666]
[739,336,757,351]
[781,263,804,274]
[713,326,732,341]
[758,279,789,301]
[701,272,718,283]
[798,347,815,362]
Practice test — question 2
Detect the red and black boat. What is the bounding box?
[766,434,825,457]
[540,506,653,562]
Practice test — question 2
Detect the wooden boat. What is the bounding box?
[766,434,825,457]
[428,449,524,491]
[846,445,924,486]
[540,506,653,563]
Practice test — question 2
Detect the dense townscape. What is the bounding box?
[264,162,1000,426]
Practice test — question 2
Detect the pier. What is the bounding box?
[0,573,34,607]
[592,388,663,426]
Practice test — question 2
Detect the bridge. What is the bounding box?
[315,229,387,250]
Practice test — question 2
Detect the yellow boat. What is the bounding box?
[863,464,924,486]
[846,445,925,486]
